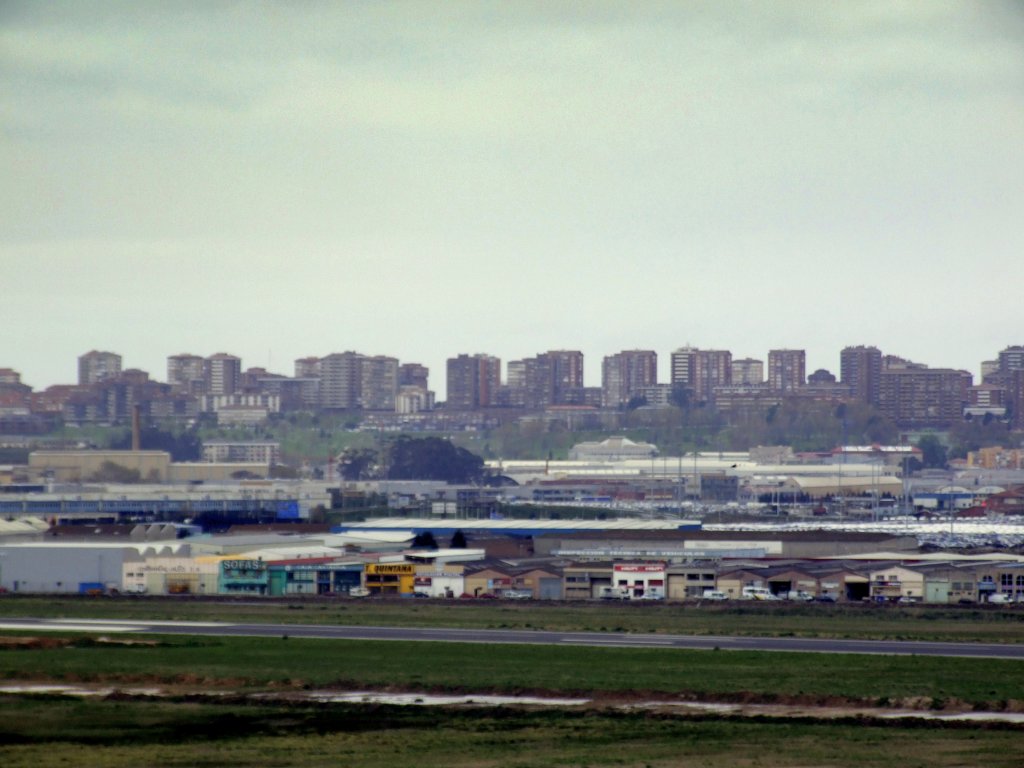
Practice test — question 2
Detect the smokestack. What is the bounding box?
[131,404,141,451]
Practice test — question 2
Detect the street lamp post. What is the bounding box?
[677,452,683,518]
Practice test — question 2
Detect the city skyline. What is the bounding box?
[3,340,1017,396]
[3,3,1023,396]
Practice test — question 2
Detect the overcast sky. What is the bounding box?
[3,2,1023,397]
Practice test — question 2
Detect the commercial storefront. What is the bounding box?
[364,562,416,595]
[613,563,666,599]
[268,560,363,596]
[412,565,464,598]
[220,558,269,595]
[124,555,217,595]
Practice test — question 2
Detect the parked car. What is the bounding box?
[503,590,533,600]
[702,590,729,601]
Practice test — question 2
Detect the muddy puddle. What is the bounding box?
[2,684,1023,724]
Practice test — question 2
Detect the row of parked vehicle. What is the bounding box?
[701,587,836,602]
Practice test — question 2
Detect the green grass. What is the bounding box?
[1,696,1022,768]
[1,635,1022,708]
[2,613,1022,768]
[2,595,1023,643]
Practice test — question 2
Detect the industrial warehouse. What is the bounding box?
[3,442,1024,604]
[2,514,1024,605]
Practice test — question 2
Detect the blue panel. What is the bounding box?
[275,501,300,520]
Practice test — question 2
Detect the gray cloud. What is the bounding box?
[2,2,1022,392]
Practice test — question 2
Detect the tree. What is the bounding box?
[269,463,299,479]
[916,434,948,469]
[669,385,692,410]
[450,529,467,548]
[336,448,379,481]
[90,461,141,483]
[307,505,327,524]
[411,531,438,549]
[947,417,1014,460]
[111,426,201,461]
[385,437,484,483]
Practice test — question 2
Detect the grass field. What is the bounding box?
[2,696,1023,768]
[2,595,1023,643]
[1,635,1022,708]
[2,598,1023,766]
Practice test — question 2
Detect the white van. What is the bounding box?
[702,590,729,601]
[741,586,780,601]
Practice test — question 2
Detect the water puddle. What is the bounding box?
[623,700,1024,724]
[2,684,1022,723]
[289,691,591,707]
[0,684,163,696]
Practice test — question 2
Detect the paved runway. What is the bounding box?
[2,617,1024,659]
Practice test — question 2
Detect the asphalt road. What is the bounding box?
[2,617,1024,659]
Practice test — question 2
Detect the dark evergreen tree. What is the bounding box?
[385,437,484,483]
[412,531,438,549]
[916,434,949,469]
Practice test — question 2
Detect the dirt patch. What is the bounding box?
[0,635,159,650]
[1,664,1021,716]
[0,636,75,650]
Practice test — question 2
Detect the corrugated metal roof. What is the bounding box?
[340,518,696,532]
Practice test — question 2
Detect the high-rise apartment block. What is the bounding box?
[315,352,402,410]
[670,347,698,391]
[768,349,806,392]
[506,360,526,389]
[998,345,1024,372]
[319,352,363,409]
[359,355,399,411]
[980,360,1000,383]
[294,356,321,379]
[731,358,764,386]
[167,354,205,394]
[878,367,971,428]
[671,347,733,402]
[601,350,657,407]
[399,363,429,390]
[503,350,585,409]
[203,353,241,396]
[78,350,122,386]
[693,350,732,402]
[1008,370,1024,430]
[446,354,501,410]
[840,345,882,405]
[980,346,1024,429]
[546,350,584,399]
